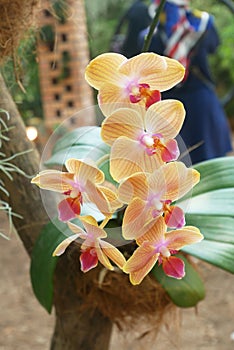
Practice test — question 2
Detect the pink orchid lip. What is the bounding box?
[129,94,141,103]
[128,82,151,103]
[80,247,98,272]
[164,205,185,228]
[58,197,81,222]
[162,256,185,279]
[161,139,180,162]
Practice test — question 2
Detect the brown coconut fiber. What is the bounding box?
[75,265,174,328]
[0,0,39,62]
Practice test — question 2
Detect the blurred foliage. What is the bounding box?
[0,32,42,123]
[85,0,134,58]
[51,0,70,23]
[0,0,233,124]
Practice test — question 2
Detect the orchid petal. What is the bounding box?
[110,136,163,182]
[31,171,74,192]
[143,56,185,91]
[145,100,185,139]
[85,180,112,215]
[119,52,167,80]
[101,108,144,146]
[65,158,104,184]
[85,52,127,89]
[79,215,99,227]
[162,256,185,279]
[122,197,152,240]
[148,162,200,202]
[100,240,126,269]
[79,215,107,239]
[165,226,203,250]
[80,248,99,272]
[94,242,114,270]
[53,234,80,256]
[98,185,123,212]
[123,242,159,285]
[98,85,140,117]
[58,198,81,222]
[118,172,149,203]
[137,216,166,245]
[164,205,185,228]
[67,221,87,239]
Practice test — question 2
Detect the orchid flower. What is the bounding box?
[31,158,121,222]
[123,216,203,285]
[85,52,185,116]
[101,100,185,181]
[53,216,126,272]
[118,162,200,239]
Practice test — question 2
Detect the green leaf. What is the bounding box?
[185,214,234,244]
[183,214,234,273]
[52,126,102,154]
[152,255,205,307]
[30,219,70,313]
[180,189,234,216]
[45,143,110,167]
[183,157,234,199]
[176,157,234,274]
[183,240,234,273]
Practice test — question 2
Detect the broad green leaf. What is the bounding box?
[183,240,234,273]
[45,143,110,167]
[176,157,234,274]
[30,219,70,313]
[152,255,205,307]
[193,157,234,196]
[180,157,234,200]
[179,188,234,216]
[52,126,102,154]
[185,214,234,244]
[183,214,234,273]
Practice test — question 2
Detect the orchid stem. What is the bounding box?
[142,0,166,52]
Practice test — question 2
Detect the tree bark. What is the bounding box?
[51,254,113,350]
[0,73,47,254]
[0,73,113,349]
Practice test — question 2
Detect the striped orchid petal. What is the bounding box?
[85,52,185,116]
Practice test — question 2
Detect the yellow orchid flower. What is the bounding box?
[118,162,200,240]
[123,216,203,285]
[101,100,185,181]
[85,52,185,116]
[31,158,121,221]
[53,216,126,272]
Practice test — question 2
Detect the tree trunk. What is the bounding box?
[0,73,113,349]
[51,255,113,350]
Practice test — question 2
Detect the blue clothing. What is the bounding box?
[141,15,232,164]
[113,0,151,58]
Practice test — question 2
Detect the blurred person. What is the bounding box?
[111,0,151,57]
[140,0,233,164]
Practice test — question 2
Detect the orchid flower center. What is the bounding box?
[159,245,171,258]
[128,82,161,108]
[140,132,166,156]
[149,194,172,219]
[64,176,84,203]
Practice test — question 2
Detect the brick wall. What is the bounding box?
[37,0,95,131]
